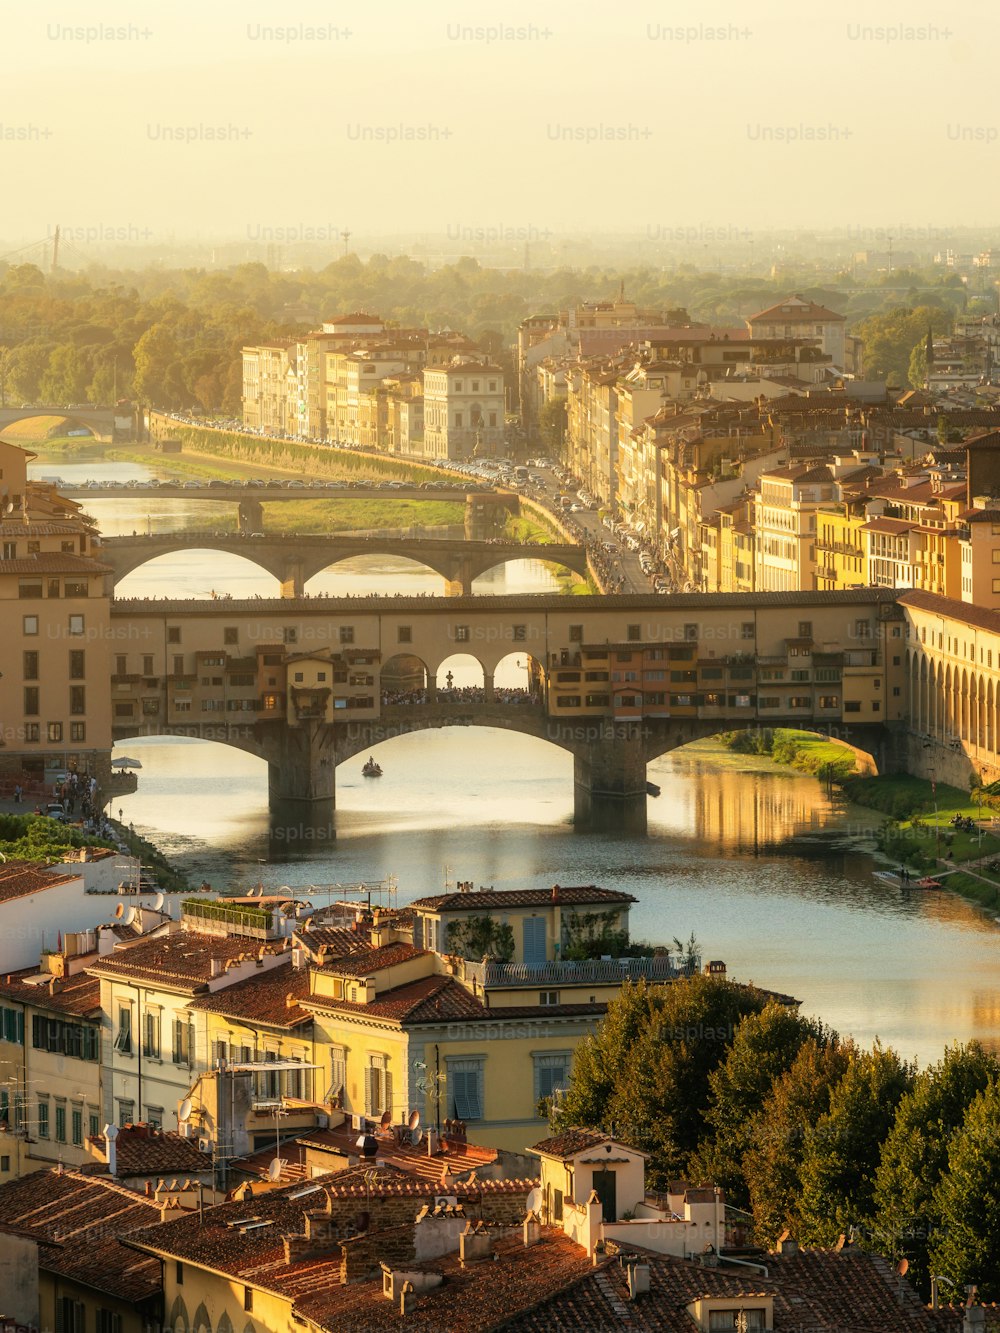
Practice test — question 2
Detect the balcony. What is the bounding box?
[463,955,691,989]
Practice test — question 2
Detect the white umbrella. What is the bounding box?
[111,757,143,769]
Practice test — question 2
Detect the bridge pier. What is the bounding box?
[281,558,306,598]
[571,722,648,834]
[263,723,337,839]
[239,499,264,534]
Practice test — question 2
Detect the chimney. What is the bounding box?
[103,1123,119,1177]
[627,1262,650,1299]
[292,946,304,970]
[776,1229,798,1257]
[209,958,221,978]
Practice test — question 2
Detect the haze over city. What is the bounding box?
[3,0,1000,258]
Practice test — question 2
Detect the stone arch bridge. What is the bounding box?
[98,533,589,597]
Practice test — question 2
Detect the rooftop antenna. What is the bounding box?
[51,225,59,273]
[341,230,351,258]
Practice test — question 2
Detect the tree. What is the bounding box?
[796,1043,914,1246]
[690,1004,833,1208]
[929,1077,1000,1298]
[538,398,567,454]
[743,1038,851,1246]
[554,975,772,1186]
[873,1042,997,1295]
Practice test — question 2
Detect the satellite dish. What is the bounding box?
[178,1098,193,1123]
[526,1186,543,1216]
[379,1110,392,1130]
[153,892,164,911]
[4,502,13,515]
[267,1157,286,1182]
[897,1258,909,1277]
[407,1109,420,1132]
[114,902,125,918]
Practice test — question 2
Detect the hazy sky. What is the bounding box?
[3,0,998,252]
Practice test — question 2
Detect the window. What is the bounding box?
[22,615,37,635]
[70,686,85,714]
[173,1017,193,1065]
[145,1106,163,1130]
[534,1052,571,1105]
[684,623,698,641]
[1,1007,22,1046]
[818,695,839,709]
[741,622,754,640]
[708,1312,766,1331]
[23,687,38,716]
[244,1287,254,1313]
[167,626,181,643]
[55,1103,66,1143]
[339,626,355,644]
[224,627,238,644]
[142,654,153,675]
[115,1005,133,1055]
[97,1311,123,1333]
[69,649,85,679]
[118,1098,134,1128]
[47,722,62,743]
[68,614,85,636]
[176,1260,184,1285]
[89,1113,99,1138]
[454,625,469,642]
[19,579,42,599]
[23,651,38,680]
[72,1107,83,1146]
[447,1058,483,1120]
[844,700,862,713]
[512,624,527,641]
[798,621,813,638]
[37,1099,49,1138]
[855,619,871,639]
[569,624,583,643]
[64,580,88,598]
[283,627,298,644]
[365,1054,393,1117]
[397,626,412,644]
[142,1009,161,1059]
[24,724,38,742]
[539,990,559,1006]
[328,1046,347,1105]
[56,1299,87,1333]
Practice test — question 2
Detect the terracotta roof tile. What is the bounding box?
[91,1126,212,1178]
[0,966,100,1017]
[304,974,487,1025]
[319,943,427,976]
[0,860,80,904]
[410,885,636,912]
[87,931,288,994]
[187,958,312,1029]
[0,1168,162,1304]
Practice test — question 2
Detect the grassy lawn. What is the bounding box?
[777,729,862,773]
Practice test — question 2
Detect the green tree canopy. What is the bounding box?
[929,1076,1000,1299]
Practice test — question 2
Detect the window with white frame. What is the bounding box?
[533,1052,571,1106]
[447,1057,484,1120]
[172,1017,193,1066]
[142,1009,161,1059]
[366,1053,393,1118]
[114,1004,133,1055]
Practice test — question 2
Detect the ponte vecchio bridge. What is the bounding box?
[109,588,910,833]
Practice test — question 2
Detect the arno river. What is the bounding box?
[34,453,1000,1067]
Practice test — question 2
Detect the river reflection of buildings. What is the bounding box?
[680,764,837,851]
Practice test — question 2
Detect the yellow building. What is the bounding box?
[815,502,868,590]
[0,439,112,794]
[300,887,683,1152]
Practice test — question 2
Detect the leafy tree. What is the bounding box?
[929,1077,1000,1299]
[797,1043,914,1246]
[743,1038,851,1246]
[872,1042,998,1295]
[538,398,567,453]
[555,975,771,1186]
[690,1004,833,1207]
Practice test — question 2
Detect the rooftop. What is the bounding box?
[0,860,80,905]
[0,965,100,1018]
[410,884,637,913]
[0,1168,162,1304]
[90,1124,212,1179]
[87,930,288,994]
[186,957,313,1029]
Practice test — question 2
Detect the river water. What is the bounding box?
[31,452,1000,1067]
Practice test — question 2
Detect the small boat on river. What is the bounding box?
[362,757,383,778]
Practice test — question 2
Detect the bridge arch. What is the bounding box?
[471,551,589,588]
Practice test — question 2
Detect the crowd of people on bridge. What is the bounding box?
[380,685,538,707]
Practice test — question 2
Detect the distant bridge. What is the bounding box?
[98,532,589,596]
[71,483,519,540]
[0,405,122,437]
